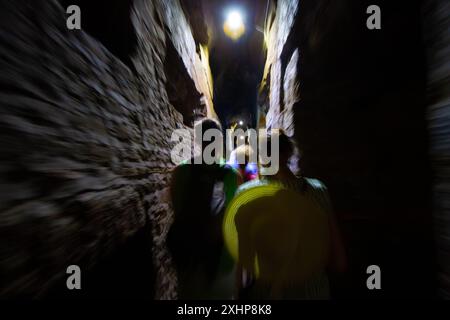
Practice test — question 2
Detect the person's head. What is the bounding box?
[194,117,223,153]
[264,129,295,168]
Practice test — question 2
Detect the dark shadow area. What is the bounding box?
[290,0,436,298]
[58,0,138,71]
[45,222,156,299]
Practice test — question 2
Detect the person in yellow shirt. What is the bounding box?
[224,130,347,299]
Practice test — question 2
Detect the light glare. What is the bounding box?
[227,11,243,30]
[224,9,245,40]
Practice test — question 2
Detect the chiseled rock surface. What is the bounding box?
[0,0,209,298]
[262,0,299,136]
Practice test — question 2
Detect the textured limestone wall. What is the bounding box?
[262,0,299,136]
[159,0,215,119]
[424,0,450,298]
[0,0,211,299]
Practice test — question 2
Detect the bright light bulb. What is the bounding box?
[239,121,244,125]
[224,10,245,40]
[227,11,243,30]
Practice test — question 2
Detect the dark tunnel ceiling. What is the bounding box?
[183,0,269,128]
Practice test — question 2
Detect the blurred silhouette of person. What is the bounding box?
[233,130,347,299]
[229,144,258,182]
[167,118,242,300]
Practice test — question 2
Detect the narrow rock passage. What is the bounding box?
[0,0,448,300]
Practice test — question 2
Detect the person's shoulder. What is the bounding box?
[235,179,273,196]
[222,163,239,175]
[218,160,239,176]
[303,177,328,192]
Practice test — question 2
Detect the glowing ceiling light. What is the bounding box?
[224,10,245,40]
[227,11,243,29]
[239,121,244,126]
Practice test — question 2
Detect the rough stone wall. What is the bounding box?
[263,0,437,297]
[159,0,215,119]
[424,0,450,298]
[262,0,299,136]
[0,0,211,299]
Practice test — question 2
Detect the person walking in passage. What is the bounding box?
[167,118,242,300]
[232,130,347,299]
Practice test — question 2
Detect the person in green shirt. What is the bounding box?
[167,118,242,300]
